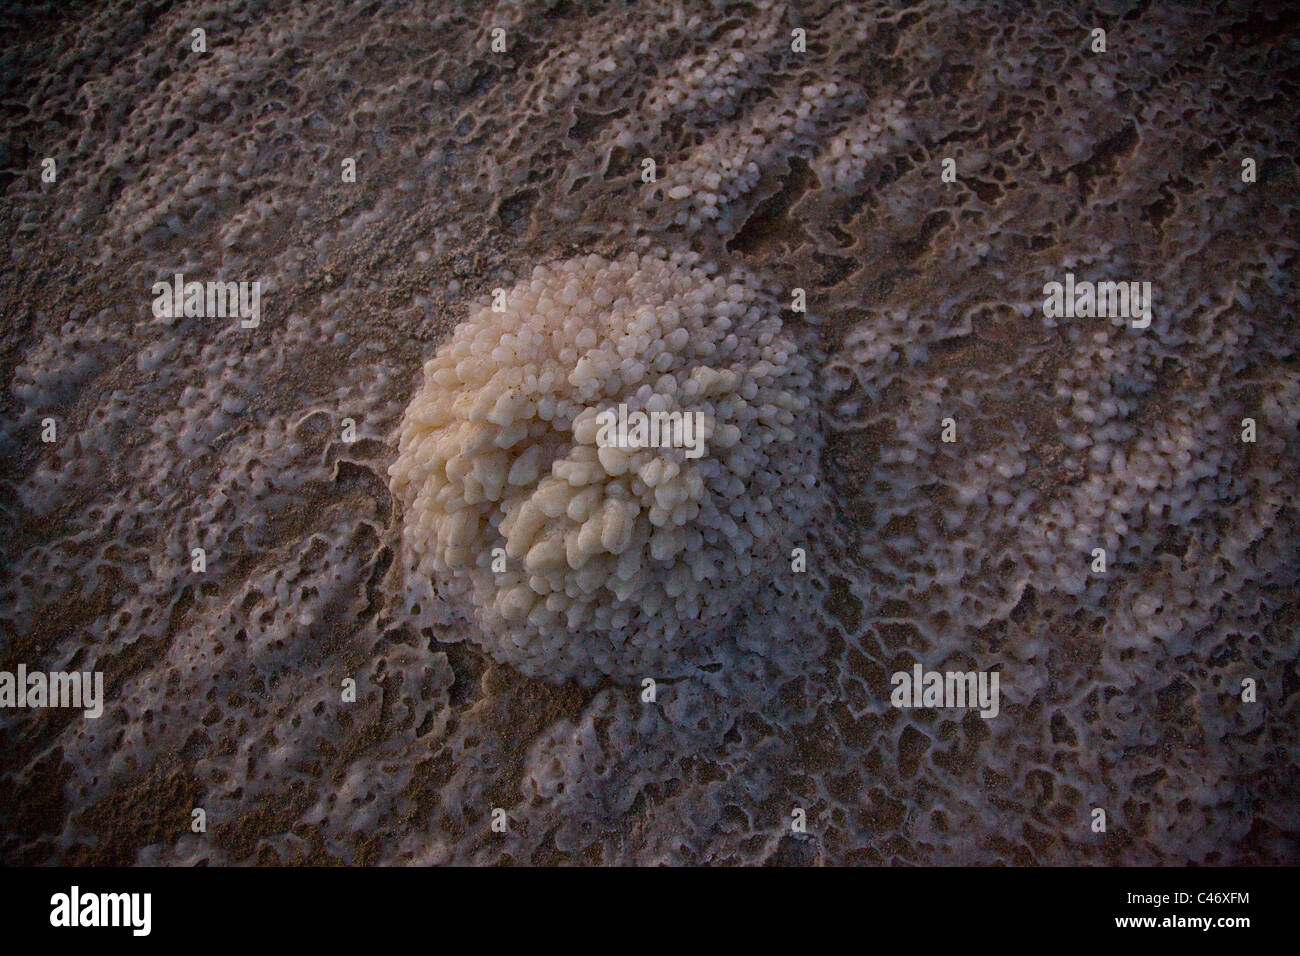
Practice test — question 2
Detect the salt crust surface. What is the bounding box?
[0,0,1297,864]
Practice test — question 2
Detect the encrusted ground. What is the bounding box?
[1,0,1297,864]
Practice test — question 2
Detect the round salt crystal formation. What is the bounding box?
[388,250,822,683]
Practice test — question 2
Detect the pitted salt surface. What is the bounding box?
[0,0,1296,864]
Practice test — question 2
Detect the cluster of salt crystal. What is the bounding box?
[389,250,821,683]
